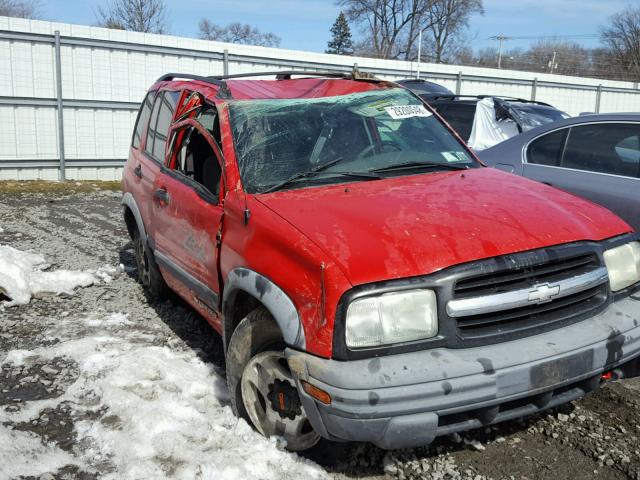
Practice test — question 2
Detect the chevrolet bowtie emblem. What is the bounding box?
[528,283,561,304]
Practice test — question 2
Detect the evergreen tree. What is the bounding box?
[326,12,354,55]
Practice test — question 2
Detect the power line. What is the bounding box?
[488,34,599,41]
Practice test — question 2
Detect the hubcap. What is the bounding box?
[241,351,320,451]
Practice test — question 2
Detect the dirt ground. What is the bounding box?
[1,182,640,480]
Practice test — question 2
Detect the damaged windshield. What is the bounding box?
[229,87,478,193]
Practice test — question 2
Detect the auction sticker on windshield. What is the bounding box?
[384,104,432,119]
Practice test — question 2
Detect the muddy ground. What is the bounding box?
[1,183,640,480]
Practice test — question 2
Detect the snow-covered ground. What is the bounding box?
[0,192,329,479]
[1,309,327,479]
[2,186,640,480]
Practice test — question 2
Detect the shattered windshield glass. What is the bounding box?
[228,87,478,193]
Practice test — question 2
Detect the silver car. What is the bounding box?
[479,114,640,232]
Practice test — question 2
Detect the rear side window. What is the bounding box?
[562,123,640,177]
[527,129,567,166]
[132,91,155,149]
[436,104,476,140]
[145,90,180,162]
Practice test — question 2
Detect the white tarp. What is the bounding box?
[467,98,519,151]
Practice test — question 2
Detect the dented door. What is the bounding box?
[151,105,226,328]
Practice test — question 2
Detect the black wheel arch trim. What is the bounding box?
[122,192,147,242]
[223,268,306,352]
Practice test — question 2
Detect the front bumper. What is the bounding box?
[286,295,640,449]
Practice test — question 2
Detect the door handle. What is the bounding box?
[154,188,170,205]
[134,164,142,178]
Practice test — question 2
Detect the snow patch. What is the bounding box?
[0,427,75,479]
[0,245,103,306]
[94,264,120,284]
[0,312,329,479]
[85,312,131,327]
[1,349,37,366]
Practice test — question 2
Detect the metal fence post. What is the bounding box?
[456,71,462,95]
[223,49,229,76]
[54,31,65,182]
[531,77,538,101]
[595,84,603,113]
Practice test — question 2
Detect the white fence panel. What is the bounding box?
[1,16,640,181]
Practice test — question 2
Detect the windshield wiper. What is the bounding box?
[370,161,469,174]
[262,157,346,193]
[333,171,382,179]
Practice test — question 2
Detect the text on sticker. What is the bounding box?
[384,105,432,119]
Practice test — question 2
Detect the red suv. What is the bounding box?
[122,71,640,451]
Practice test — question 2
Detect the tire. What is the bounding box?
[132,227,167,299]
[226,306,320,451]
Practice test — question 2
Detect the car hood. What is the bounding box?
[255,168,630,286]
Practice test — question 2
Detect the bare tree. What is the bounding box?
[338,0,481,62]
[338,0,433,59]
[96,0,167,33]
[198,20,281,47]
[524,40,589,76]
[0,0,39,18]
[600,6,640,81]
[421,0,482,63]
[468,41,607,79]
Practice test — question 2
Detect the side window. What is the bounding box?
[561,123,640,177]
[527,129,567,166]
[196,108,223,150]
[132,91,155,149]
[144,94,162,158]
[615,135,640,177]
[144,90,180,162]
[175,127,222,200]
[436,104,476,140]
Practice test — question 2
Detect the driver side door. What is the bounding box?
[151,100,226,327]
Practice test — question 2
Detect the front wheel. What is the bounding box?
[226,307,320,451]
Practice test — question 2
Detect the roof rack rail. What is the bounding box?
[210,70,347,80]
[155,69,383,100]
[156,73,225,87]
[212,69,381,82]
[426,94,552,107]
[427,94,480,101]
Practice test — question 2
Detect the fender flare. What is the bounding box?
[223,268,306,350]
[122,192,147,242]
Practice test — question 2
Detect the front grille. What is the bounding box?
[456,284,607,338]
[454,253,598,299]
[450,251,609,341]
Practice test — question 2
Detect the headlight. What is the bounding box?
[604,241,640,291]
[345,289,438,348]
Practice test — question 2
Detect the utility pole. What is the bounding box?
[490,34,509,69]
[416,30,422,79]
[547,51,557,72]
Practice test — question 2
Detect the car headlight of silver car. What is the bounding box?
[604,241,640,292]
[345,289,438,348]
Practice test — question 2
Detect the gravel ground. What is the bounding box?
[1,183,640,480]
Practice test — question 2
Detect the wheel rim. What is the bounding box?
[241,351,320,451]
[134,234,151,287]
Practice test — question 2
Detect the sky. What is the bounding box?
[41,0,636,53]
